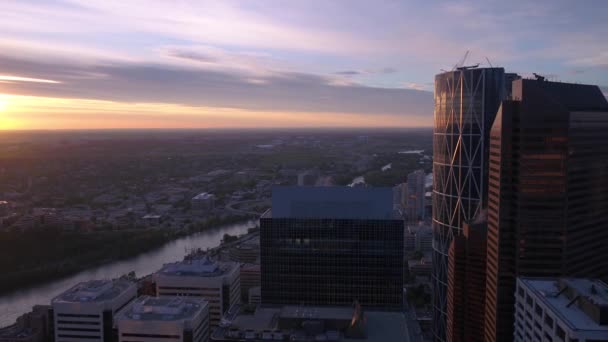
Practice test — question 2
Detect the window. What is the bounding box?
[555,325,565,341]
[544,314,554,328]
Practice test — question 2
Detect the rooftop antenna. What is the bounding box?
[485,57,493,68]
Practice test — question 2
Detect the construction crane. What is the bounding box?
[453,50,470,70]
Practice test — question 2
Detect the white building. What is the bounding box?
[154,257,240,328]
[115,296,210,342]
[191,193,215,212]
[52,279,136,342]
[515,277,608,342]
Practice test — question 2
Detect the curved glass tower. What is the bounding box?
[432,67,506,342]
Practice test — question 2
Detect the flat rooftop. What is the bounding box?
[212,305,408,342]
[268,186,396,220]
[53,279,134,304]
[192,192,214,200]
[158,256,236,278]
[521,277,608,333]
[116,296,207,322]
[280,306,354,321]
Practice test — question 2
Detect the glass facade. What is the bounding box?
[260,217,404,310]
[484,79,608,342]
[432,68,506,342]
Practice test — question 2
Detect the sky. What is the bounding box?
[0,0,607,130]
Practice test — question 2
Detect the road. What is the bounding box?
[225,198,269,216]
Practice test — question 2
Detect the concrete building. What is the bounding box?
[415,225,433,253]
[297,170,319,186]
[408,258,432,279]
[404,228,416,253]
[446,219,487,342]
[261,186,404,310]
[393,183,406,211]
[432,67,512,342]
[514,278,608,342]
[405,169,425,222]
[154,257,240,328]
[239,263,260,303]
[191,193,215,212]
[52,279,136,342]
[228,238,259,264]
[484,79,608,342]
[115,296,210,342]
[247,287,261,305]
[211,304,409,342]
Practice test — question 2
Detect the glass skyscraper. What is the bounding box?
[260,186,404,310]
[432,67,508,342]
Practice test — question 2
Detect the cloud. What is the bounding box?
[568,51,608,69]
[405,82,432,91]
[0,75,61,84]
[334,68,397,77]
[0,55,433,118]
[334,71,361,76]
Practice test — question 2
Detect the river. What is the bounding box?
[0,220,257,328]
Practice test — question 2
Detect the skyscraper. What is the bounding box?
[260,186,404,310]
[446,217,487,342]
[432,67,508,341]
[484,78,608,341]
[406,169,426,222]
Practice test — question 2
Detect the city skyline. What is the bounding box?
[1,0,608,129]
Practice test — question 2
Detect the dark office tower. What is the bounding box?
[484,78,608,342]
[446,216,487,342]
[260,186,404,310]
[432,67,508,342]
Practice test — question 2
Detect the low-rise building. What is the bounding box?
[52,279,137,342]
[142,214,163,226]
[191,193,215,212]
[229,238,259,264]
[115,296,210,342]
[0,305,52,342]
[0,201,9,217]
[515,277,608,342]
[154,257,240,328]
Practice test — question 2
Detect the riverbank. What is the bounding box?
[0,214,255,296]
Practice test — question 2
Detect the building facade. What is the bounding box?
[432,67,508,341]
[406,169,426,222]
[154,257,240,328]
[52,279,136,342]
[260,186,404,310]
[115,296,210,342]
[446,220,487,342]
[484,79,608,342]
[514,278,608,342]
[239,263,260,303]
